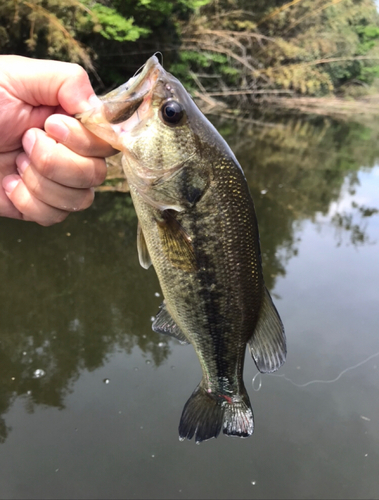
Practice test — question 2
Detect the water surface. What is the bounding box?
[0,117,378,499]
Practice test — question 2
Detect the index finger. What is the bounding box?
[2,56,94,114]
[45,114,118,158]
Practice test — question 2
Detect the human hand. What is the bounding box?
[0,56,116,225]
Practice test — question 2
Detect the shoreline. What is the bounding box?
[262,94,379,121]
[97,94,379,192]
[194,91,379,123]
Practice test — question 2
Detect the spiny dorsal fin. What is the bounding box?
[152,301,189,345]
[249,287,286,373]
[157,210,197,273]
[137,221,152,269]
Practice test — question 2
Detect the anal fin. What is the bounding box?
[152,301,189,345]
[249,287,287,373]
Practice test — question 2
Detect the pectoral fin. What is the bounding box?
[152,301,189,345]
[249,287,286,373]
[137,222,152,269]
[157,210,197,272]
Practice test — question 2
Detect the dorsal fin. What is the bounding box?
[249,287,286,373]
[152,301,189,345]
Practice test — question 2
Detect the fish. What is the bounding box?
[77,56,286,443]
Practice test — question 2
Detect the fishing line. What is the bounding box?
[133,62,147,78]
[252,372,262,391]
[252,349,379,391]
[154,51,164,66]
[131,52,163,93]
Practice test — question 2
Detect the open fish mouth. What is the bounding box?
[76,55,162,145]
[102,55,161,101]
[100,55,161,125]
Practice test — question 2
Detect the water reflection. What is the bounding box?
[0,116,379,445]
[219,116,379,288]
[331,202,379,247]
[0,197,169,444]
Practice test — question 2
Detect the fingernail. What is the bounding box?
[81,94,102,112]
[2,174,21,196]
[16,153,31,176]
[45,116,69,142]
[88,94,102,107]
[22,129,36,156]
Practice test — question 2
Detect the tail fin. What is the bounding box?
[178,384,254,443]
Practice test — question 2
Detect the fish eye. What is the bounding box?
[160,100,184,125]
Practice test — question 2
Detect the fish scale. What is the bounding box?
[130,148,263,435]
[77,55,286,443]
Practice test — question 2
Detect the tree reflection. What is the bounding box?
[331,202,379,247]
[1,117,379,443]
[216,116,379,288]
[0,197,169,442]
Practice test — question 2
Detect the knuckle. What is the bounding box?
[68,63,88,81]
[92,159,107,186]
[22,168,45,202]
[81,139,97,158]
[54,211,70,225]
[17,196,33,216]
[36,218,54,227]
[66,63,92,92]
[35,150,55,179]
[72,164,89,188]
[73,158,107,189]
[37,210,69,227]
[23,176,40,199]
[15,182,69,226]
[78,188,95,210]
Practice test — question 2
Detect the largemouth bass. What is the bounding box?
[77,56,286,443]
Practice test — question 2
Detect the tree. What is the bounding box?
[0,1,211,88]
[174,0,379,98]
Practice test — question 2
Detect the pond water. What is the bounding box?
[0,116,378,499]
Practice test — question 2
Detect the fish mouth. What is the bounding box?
[76,55,163,144]
[101,55,162,125]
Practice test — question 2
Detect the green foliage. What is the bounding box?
[89,4,149,42]
[1,0,379,97]
[0,0,213,86]
[356,25,379,54]
[0,0,151,69]
[259,0,379,93]
[112,0,211,28]
[171,50,239,90]
[173,0,379,98]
